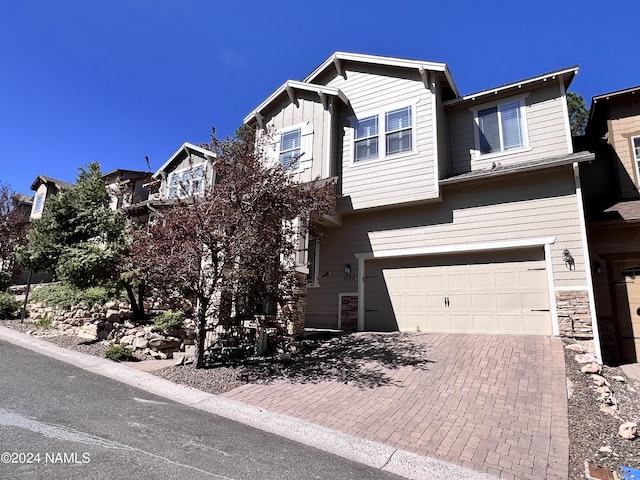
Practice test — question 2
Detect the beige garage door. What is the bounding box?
[365,249,551,334]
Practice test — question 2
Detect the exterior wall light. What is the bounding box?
[563,249,575,270]
[344,264,351,274]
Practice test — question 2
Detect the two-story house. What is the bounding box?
[580,86,640,363]
[244,52,600,358]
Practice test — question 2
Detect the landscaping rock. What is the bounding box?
[581,363,602,374]
[618,422,638,440]
[565,343,588,353]
[575,353,598,364]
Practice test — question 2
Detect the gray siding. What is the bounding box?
[260,91,330,183]
[325,66,438,210]
[448,82,571,176]
[306,167,588,328]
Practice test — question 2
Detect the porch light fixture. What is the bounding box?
[563,249,575,270]
[594,261,602,275]
[344,264,351,275]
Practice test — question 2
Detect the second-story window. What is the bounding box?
[353,105,414,162]
[280,129,301,169]
[33,193,44,213]
[167,164,205,199]
[475,100,525,155]
[633,136,640,174]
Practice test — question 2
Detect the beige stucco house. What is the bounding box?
[244,52,600,357]
[580,86,640,363]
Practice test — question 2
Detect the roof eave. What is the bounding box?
[152,142,217,179]
[243,80,348,125]
[443,66,579,108]
[439,152,594,185]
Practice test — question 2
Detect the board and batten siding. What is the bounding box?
[448,82,571,176]
[306,167,588,328]
[260,91,330,183]
[323,66,438,210]
[607,99,640,199]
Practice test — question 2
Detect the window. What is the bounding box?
[475,100,526,156]
[353,106,413,162]
[167,164,205,199]
[33,194,44,213]
[307,235,319,286]
[280,129,301,169]
[633,136,640,175]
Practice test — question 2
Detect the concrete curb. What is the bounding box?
[0,326,497,480]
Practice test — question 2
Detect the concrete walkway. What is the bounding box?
[0,327,569,479]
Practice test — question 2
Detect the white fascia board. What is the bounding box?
[355,237,557,260]
[443,66,579,108]
[304,52,448,82]
[243,80,348,125]
[152,142,216,179]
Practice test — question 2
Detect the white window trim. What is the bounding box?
[33,193,44,213]
[166,162,207,199]
[470,94,530,161]
[268,122,314,173]
[631,135,640,186]
[350,102,417,165]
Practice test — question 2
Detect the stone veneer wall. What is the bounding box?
[556,290,593,339]
[340,295,359,332]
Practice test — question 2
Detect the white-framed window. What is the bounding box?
[167,164,205,199]
[33,193,44,213]
[267,122,314,171]
[353,105,414,162]
[472,98,528,158]
[632,136,640,184]
[280,129,302,169]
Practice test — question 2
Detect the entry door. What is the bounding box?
[614,262,640,362]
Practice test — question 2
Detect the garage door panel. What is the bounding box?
[367,248,551,335]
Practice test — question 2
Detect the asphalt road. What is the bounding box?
[0,340,404,480]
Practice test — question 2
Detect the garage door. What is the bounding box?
[364,249,551,335]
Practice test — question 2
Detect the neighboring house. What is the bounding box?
[29,175,73,220]
[102,169,151,212]
[580,86,640,363]
[244,52,601,358]
[143,142,217,220]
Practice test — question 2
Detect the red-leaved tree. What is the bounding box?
[129,127,336,368]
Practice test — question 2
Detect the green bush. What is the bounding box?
[104,344,136,362]
[153,310,185,332]
[29,284,124,310]
[0,270,11,292]
[35,316,53,330]
[0,292,20,319]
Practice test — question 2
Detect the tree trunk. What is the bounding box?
[194,296,209,369]
[124,283,144,321]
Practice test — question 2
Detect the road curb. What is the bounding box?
[0,326,497,480]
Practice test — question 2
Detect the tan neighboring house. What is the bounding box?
[29,175,74,220]
[102,169,150,212]
[580,86,640,363]
[244,52,601,358]
[142,142,216,220]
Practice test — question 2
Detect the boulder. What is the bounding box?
[565,343,587,353]
[581,363,602,374]
[619,422,638,440]
[575,353,598,364]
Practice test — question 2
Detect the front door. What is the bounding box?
[614,262,640,362]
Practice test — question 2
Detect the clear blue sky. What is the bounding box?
[1,0,637,195]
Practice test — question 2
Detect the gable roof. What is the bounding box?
[443,65,579,108]
[585,85,640,139]
[303,51,460,97]
[30,175,74,191]
[153,142,217,179]
[243,80,349,125]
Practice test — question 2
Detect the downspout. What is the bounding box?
[573,161,603,363]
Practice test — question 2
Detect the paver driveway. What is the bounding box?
[223,333,569,480]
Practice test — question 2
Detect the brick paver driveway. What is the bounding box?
[223,333,569,480]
